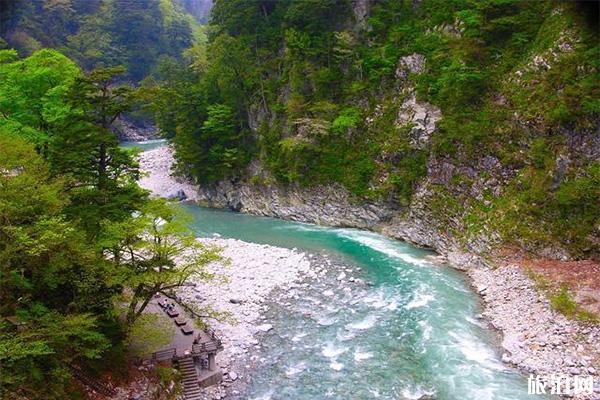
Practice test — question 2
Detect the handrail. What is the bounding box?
[191,338,223,355]
[152,347,177,361]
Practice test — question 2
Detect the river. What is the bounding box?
[122,139,541,399]
[121,138,169,152]
[180,204,541,400]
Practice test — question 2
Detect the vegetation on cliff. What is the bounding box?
[150,0,599,259]
[0,1,598,396]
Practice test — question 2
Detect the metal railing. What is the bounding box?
[151,347,177,362]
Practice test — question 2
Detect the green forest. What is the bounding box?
[0,0,598,398]
[0,2,218,397]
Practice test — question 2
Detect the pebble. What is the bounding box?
[257,323,273,332]
[468,262,600,385]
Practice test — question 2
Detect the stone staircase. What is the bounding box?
[177,356,203,400]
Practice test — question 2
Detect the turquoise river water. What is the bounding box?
[180,204,546,400]
[121,138,169,152]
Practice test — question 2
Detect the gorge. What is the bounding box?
[136,142,599,399]
[0,1,598,399]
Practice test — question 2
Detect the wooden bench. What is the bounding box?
[174,317,187,326]
[166,309,179,318]
[181,325,194,335]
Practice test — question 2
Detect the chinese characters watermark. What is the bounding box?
[528,374,594,395]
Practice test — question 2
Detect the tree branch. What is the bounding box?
[159,291,221,322]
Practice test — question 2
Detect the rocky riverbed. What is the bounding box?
[138,145,600,399]
[179,238,313,400]
[468,263,600,398]
[138,147,315,399]
[138,146,201,202]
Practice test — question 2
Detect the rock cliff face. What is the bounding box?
[195,174,472,264]
[194,39,599,263]
[176,0,600,264]
[115,117,157,142]
[192,52,500,265]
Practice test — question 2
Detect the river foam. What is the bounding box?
[405,284,435,310]
[335,229,432,267]
[322,343,348,358]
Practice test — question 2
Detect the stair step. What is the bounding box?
[178,356,202,400]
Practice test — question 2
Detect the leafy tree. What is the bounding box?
[47,66,147,235]
[190,104,248,183]
[0,132,112,399]
[99,199,222,327]
[3,0,197,82]
[0,50,145,235]
[0,49,80,147]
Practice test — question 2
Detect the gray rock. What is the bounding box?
[396,93,441,149]
[395,53,426,79]
[166,189,187,201]
[257,323,273,332]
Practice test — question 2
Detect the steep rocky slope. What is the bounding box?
[160,0,600,329]
[162,0,598,264]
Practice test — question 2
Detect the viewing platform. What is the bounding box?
[137,297,224,398]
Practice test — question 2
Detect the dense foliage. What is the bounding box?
[0,49,220,399]
[0,0,205,81]
[151,0,599,258]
